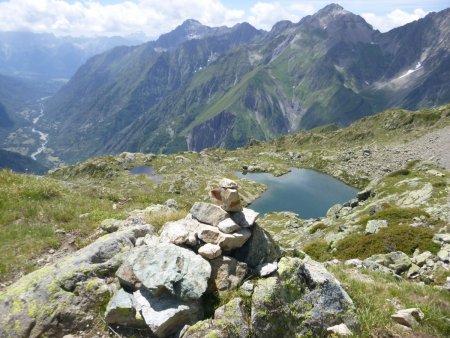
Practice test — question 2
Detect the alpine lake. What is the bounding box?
[237,168,358,218]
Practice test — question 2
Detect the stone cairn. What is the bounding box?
[104,178,267,337]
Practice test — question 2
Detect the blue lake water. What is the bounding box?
[237,168,358,218]
[129,166,163,181]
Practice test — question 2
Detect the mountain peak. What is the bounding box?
[180,19,203,28]
[315,3,347,19]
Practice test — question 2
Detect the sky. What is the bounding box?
[0,0,448,39]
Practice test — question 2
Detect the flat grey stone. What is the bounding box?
[190,202,229,226]
[231,208,259,227]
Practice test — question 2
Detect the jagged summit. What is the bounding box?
[180,19,203,27]
[316,3,346,15]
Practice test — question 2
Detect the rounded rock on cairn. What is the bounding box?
[210,178,243,212]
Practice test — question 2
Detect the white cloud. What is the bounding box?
[247,2,315,31]
[0,0,245,38]
[362,8,428,32]
[0,1,434,38]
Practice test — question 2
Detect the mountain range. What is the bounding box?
[45,4,450,162]
[0,32,141,81]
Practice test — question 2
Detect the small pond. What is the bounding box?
[129,166,163,181]
[236,168,358,218]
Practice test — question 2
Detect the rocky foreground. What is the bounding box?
[1,179,360,337]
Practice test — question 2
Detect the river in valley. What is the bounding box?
[237,168,358,218]
[29,97,49,160]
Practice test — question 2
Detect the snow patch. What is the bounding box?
[398,62,422,79]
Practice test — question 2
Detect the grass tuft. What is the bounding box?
[144,210,188,233]
[302,240,333,262]
[335,225,439,260]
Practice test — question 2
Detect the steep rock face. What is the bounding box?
[0,101,12,128]
[45,22,263,161]
[187,111,236,151]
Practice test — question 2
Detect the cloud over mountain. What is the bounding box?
[0,0,433,37]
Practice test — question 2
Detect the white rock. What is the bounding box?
[231,208,259,227]
[391,308,424,328]
[365,220,388,234]
[433,233,450,244]
[159,219,198,246]
[198,243,222,260]
[219,178,239,189]
[259,262,278,277]
[326,323,353,336]
[217,218,240,234]
[437,245,450,262]
[412,251,433,266]
[344,259,363,268]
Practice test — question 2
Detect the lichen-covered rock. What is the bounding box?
[251,257,358,337]
[0,225,153,338]
[134,289,201,338]
[116,242,211,301]
[365,220,388,234]
[208,256,247,292]
[232,224,282,270]
[190,202,229,226]
[181,297,250,338]
[104,289,145,327]
[412,251,433,266]
[365,251,412,274]
[214,298,250,337]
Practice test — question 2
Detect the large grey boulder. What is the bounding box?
[232,224,282,270]
[190,202,229,226]
[365,251,412,274]
[208,256,247,292]
[0,225,153,338]
[251,257,358,337]
[116,242,211,301]
[134,289,201,338]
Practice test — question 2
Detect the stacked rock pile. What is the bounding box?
[104,178,275,337]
